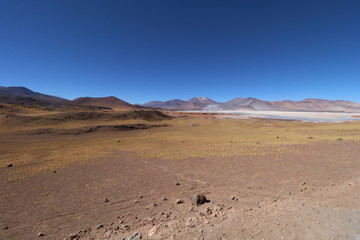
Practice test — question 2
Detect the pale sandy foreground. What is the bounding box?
[2,116,360,239]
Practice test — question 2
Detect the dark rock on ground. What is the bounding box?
[190,194,209,206]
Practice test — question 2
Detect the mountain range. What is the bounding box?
[1,86,360,113]
[0,86,136,110]
[143,97,360,112]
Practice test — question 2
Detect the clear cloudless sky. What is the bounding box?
[1,0,360,103]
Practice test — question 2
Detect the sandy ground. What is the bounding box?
[2,136,360,239]
[2,110,360,240]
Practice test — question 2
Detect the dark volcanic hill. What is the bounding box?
[0,87,145,111]
[72,96,135,110]
[0,86,69,106]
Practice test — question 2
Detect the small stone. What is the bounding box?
[175,182,180,186]
[175,199,184,204]
[162,197,168,201]
[104,198,109,202]
[38,232,45,237]
[214,205,223,212]
[96,224,104,230]
[139,195,143,198]
[205,207,212,214]
[188,207,195,212]
[190,194,209,206]
[151,202,158,207]
[128,232,141,240]
[337,138,344,141]
[2,226,8,230]
[134,200,140,204]
[308,136,314,139]
[7,164,13,168]
[148,226,158,236]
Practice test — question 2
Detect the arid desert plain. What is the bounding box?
[2,106,360,240]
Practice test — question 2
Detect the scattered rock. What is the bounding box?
[7,164,13,168]
[66,230,87,240]
[175,199,184,204]
[151,202,158,207]
[214,205,224,212]
[96,224,104,230]
[231,196,238,201]
[38,232,45,237]
[185,216,197,228]
[134,200,140,204]
[162,197,168,201]
[122,225,130,230]
[2,226,8,230]
[128,232,142,240]
[190,194,209,206]
[205,207,212,214]
[148,226,158,237]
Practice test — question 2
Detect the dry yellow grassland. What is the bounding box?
[2,117,360,180]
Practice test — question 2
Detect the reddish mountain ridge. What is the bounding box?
[0,86,69,106]
[72,96,135,110]
[0,87,141,111]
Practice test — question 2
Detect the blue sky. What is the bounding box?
[1,0,360,104]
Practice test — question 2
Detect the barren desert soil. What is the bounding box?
[2,117,360,240]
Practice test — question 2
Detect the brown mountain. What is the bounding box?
[271,99,360,112]
[72,96,135,110]
[0,86,69,107]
